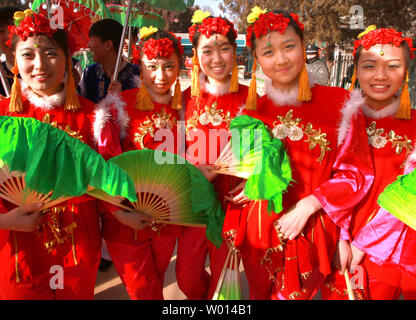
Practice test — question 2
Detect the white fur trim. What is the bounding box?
[93,99,111,143]
[20,79,65,110]
[264,71,316,107]
[199,72,231,97]
[361,96,400,119]
[110,93,129,140]
[337,89,365,146]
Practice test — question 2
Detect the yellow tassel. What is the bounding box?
[297,49,312,102]
[191,49,201,98]
[245,57,257,110]
[395,71,411,120]
[230,51,239,93]
[171,75,182,110]
[64,59,81,112]
[9,62,23,113]
[349,68,357,92]
[135,73,154,111]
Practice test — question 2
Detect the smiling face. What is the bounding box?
[356,44,407,109]
[254,26,304,91]
[196,33,235,86]
[140,52,179,97]
[15,35,67,97]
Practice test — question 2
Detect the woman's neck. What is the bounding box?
[365,95,396,111]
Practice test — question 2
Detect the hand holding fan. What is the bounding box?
[214,115,293,214]
[0,116,137,211]
[88,149,225,248]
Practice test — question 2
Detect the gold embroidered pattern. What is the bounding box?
[37,206,78,254]
[367,121,413,168]
[186,101,231,135]
[272,110,332,162]
[42,114,84,142]
[133,108,176,149]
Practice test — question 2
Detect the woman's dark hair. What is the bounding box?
[140,29,183,59]
[191,17,237,49]
[0,6,19,27]
[89,19,123,53]
[354,41,412,69]
[250,10,304,52]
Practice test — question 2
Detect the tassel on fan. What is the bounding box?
[213,115,293,214]
[377,167,416,231]
[0,116,137,211]
[87,149,225,248]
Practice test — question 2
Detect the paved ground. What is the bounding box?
[94,243,251,300]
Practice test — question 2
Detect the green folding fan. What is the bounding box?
[213,115,292,214]
[0,116,137,211]
[377,168,416,231]
[212,246,242,300]
[87,149,225,248]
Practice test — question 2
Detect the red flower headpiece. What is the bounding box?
[138,33,184,61]
[246,11,304,48]
[188,17,237,42]
[6,11,58,47]
[353,27,415,59]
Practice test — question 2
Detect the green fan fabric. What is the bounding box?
[215,269,242,300]
[0,116,137,202]
[90,149,224,248]
[377,168,416,230]
[230,115,292,215]
[106,5,165,29]
[32,0,111,18]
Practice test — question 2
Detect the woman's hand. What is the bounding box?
[196,164,220,182]
[276,195,322,240]
[333,240,352,274]
[107,81,122,95]
[224,180,250,205]
[350,244,366,268]
[0,203,44,232]
[112,209,154,230]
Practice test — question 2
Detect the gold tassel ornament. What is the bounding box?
[349,67,357,92]
[229,51,239,93]
[191,49,201,98]
[297,48,312,102]
[395,71,412,120]
[135,73,154,111]
[9,62,23,113]
[171,74,182,110]
[245,57,257,110]
[64,59,81,112]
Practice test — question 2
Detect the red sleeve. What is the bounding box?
[313,109,374,234]
[0,199,10,249]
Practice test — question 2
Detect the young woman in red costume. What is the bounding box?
[93,26,184,300]
[320,26,416,300]
[175,10,251,300]
[226,7,374,300]
[0,10,102,299]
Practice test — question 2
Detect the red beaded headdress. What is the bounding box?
[350,25,415,119]
[7,10,80,113]
[138,26,184,61]
[244,7,310,110]
[188,10,239,99]
[353,26,415,58]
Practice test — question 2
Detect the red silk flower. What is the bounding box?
[189,17,237,42]
[353,28,415,59]
[246,11,304,48]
